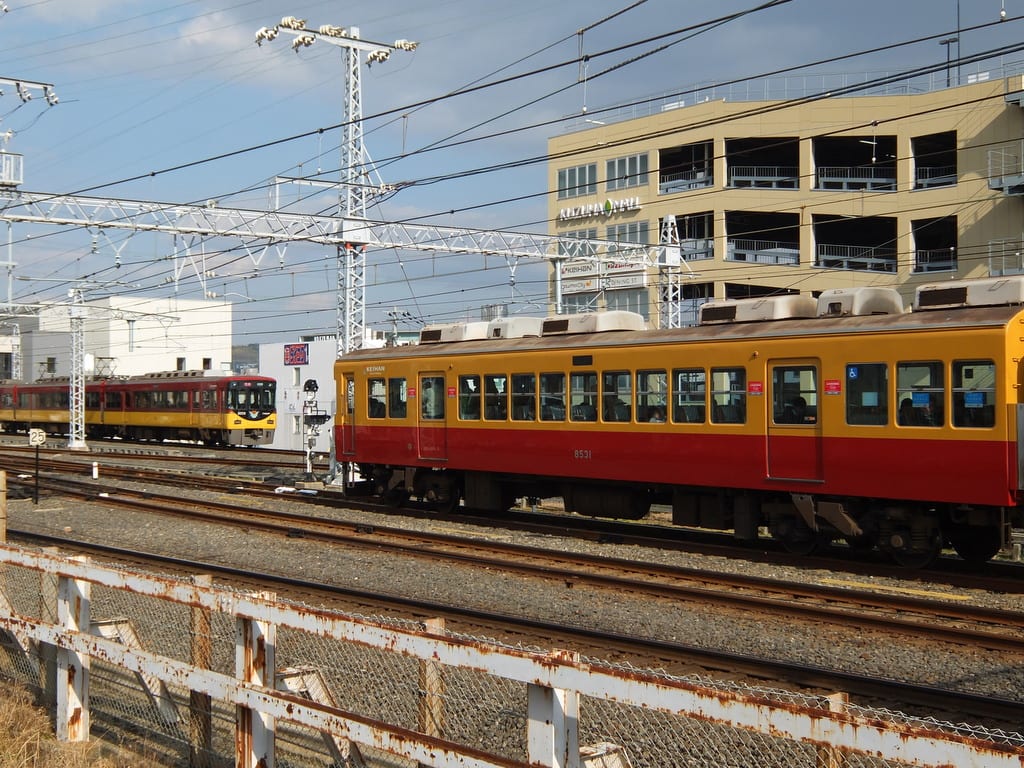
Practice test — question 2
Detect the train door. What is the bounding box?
[417,372,448,461]
[767,360,823,481]
[337,370,356,459]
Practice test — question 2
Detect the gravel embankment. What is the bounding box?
[4,473,1024,709]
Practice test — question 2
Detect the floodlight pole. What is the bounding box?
[257,18,417,355]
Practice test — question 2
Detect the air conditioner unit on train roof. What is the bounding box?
[486,316,544,339]
[816,286,904,317]
[915,276,1024,310]
[419,321,490,344]
[541,310,646,336]
[699,294,817,325]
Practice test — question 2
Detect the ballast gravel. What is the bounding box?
[5,473,1024,713]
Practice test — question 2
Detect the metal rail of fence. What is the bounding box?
[0,543,1021,768]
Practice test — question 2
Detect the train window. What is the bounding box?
[539,373,566,421]
[846,363,888,426]
[367,378,387,419]
[569,372,598,422]
[85,392,100,409]
[671,369,705,423]
[710,368,746,424]
[201,390,216,410]
[459,375,481,420]
[388,378,407,419]
[420,376,445,420]
[511,374,536,421]
[772,366,817,424]
[637,370,668,423]
[602,371,632,422]
[897,362,944,427]
[417,376,446,421]
[484,375,507,420]
[952,360,995,428]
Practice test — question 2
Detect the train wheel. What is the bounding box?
[383,486,410,507]
[431,485,461,514]
[770,517,823,556]
[882,530,943,568]
[946,524,1002,564]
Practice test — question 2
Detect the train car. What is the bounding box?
[0,370,276,446]
[334,276,1024,567]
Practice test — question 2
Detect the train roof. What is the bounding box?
[339,301,1024,362]
[7,371,275,387]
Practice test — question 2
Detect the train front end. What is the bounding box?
[222,376,277,446]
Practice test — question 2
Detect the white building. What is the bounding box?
[1,296,233,380]
[258,335,339,454]
[258,329,403,453]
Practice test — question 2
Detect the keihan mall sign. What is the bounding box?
[558,197,642,221]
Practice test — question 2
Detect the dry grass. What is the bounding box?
[0,682,125,768]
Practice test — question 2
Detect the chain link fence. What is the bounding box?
[0,544,1021,768]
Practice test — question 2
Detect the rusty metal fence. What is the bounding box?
[0,543,1020,768]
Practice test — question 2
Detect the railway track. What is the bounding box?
[3,445,1023,593]
[8,471,1024,654]
[3,459,1023,731]
[9,526,1022,731]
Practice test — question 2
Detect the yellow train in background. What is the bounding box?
[0,371,276,446]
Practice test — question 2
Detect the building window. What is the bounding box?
[202,357,212,370]
[562,293,600,314]
[176,357,186,371]
[557,163,597,199]
[559,228,597,259]
[606,221,650,249]
[46,357,56,374]
[292,415,302,435]
[605,288,649,319]
[607,153,648,191]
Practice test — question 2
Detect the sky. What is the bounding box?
[0,0,1021,347]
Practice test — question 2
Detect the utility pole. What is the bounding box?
[257,17,418,355]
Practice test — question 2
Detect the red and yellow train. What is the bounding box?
[334,276,1024,567]
[0,371,276,446]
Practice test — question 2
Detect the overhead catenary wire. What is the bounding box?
[4,8,1019,331]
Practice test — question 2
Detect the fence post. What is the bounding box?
[418,617,446,740]
[0,470,6,543]
[39,547,59,711]
[527,649,581,768]
[816,692,850,768]
[56,556,90,742]
[236,591,276,768]
[190,574,213,768]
